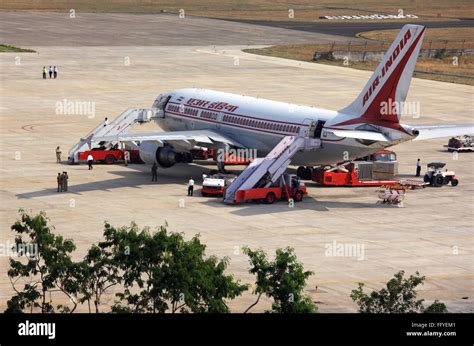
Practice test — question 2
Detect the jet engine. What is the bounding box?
[138,142,193,168]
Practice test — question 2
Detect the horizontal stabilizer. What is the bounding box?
[326,129,390,142]
[412,124,474,141]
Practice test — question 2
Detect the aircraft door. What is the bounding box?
[300,120,318,138]
[314,120,326,139]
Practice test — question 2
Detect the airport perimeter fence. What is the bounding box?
[313,39,473,62]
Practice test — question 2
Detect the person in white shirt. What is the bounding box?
[188,177,194,196]
[48,66,53,78]
[87,154,94,170]
[416,158,422,177]
[104,117,109,127]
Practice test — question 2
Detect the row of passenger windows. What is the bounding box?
[222,114,299,133]
[201,110,218,120]
[166,104,300,133]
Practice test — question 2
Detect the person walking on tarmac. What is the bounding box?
[187,177,194,196]
[87,154,94,170]
[42,66,47,79]
[151,162,158,182]
[48,66,53,79]
[57,173,62,192]
[62,171,69,192]
[56,146,62,163]
[53,66,58,79]
[416,158,422,177]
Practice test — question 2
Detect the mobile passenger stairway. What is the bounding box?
[223,135,321,204]
[68,108,162,163]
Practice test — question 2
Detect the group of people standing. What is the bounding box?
[56,172,69,192]
[42,66,59,79]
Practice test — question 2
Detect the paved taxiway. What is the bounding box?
[0,13,473,312]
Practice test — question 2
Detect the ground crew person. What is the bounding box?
[42,66,47,79]
[48,66,53,78]
[151,162,158,182]
[416,158,422,177]
[87,154,94,170]
[56,146,62,163]
[104,117,109,127]
[57,173,62,192]
[62,171,69,192]
[53,66,58,79]
[188,177,194,196]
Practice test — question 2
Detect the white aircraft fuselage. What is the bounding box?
[155,88,413,166]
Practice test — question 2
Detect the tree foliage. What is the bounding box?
[350,271,448,313]
[6,209,80,313]
[243,247,316,313]
[91,222,247,313]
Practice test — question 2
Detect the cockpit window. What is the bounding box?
[153,95,171,110]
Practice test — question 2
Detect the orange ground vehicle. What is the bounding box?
[77,149,142,164]
[234,174,307,204]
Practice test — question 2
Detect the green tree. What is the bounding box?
[351,271,448,313]
[243,247,317,313]
[77,243,120,313]
[424,300,448,313]
[99,222,247,313]
[6,210,80,313]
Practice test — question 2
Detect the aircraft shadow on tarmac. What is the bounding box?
[16,163,378,213]
[15,163,219,199]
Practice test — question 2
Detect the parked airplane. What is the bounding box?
[92,24,473,176]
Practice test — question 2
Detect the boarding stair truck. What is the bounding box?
[223,135,320,204]
[68,108,161,164]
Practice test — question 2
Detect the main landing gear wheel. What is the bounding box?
[296,166,305,178]
[303,167,313,180]
[451,179,459,187]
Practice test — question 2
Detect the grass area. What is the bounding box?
[243,27,474,85]
[0,44,35,53]
[0,0,472,21]
[359,27,474,49]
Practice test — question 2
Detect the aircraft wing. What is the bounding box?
[412,124,474,141]
[90,129,247,148]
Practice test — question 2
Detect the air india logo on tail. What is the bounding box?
[362,29,412,107]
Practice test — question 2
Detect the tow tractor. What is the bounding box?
[423,162,459,187]
[233,174,307,205]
